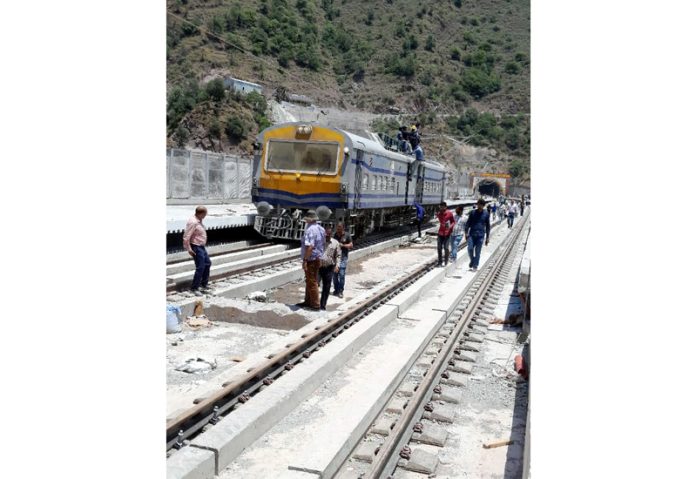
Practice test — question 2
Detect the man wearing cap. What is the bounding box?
[297,210,325,310]
[464,198,491,271]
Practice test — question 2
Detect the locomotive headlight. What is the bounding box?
[340,183,348,192]
[343,146,350,154]
[296,125,312,136]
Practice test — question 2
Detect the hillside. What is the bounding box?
[166,0,530,180]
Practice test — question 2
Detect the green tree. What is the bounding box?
[509,159,526,178]
[225,117,247,142]
[174,125,190,147]
[425,34,435,52]
[206,79,226,102]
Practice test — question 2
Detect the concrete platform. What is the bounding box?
[167,204,257,233]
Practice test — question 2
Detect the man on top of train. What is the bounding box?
[297,210,324,310]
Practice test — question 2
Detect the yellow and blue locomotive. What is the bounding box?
[252,122,446,240]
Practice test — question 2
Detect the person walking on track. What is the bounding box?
[436,202,455,267]
[183,206,211,296]
[465,198,491,271]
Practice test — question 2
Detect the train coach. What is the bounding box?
[251,122,446,240]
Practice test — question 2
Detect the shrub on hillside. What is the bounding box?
[451,47,462,61]
[425,35,435,52]
[504,62,520,74]
[174,125,190,147]
[509,159,526,178]
[206,79,226,102]
[386,55,416,77]
[460,67,500,99]
[225,117,248,143]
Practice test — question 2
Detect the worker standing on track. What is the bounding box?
[465,198,491,271]
[297,211,324,311]
[332,222,353,299]
[436,201,455,267]
[319,226,340,311]
[183,206,211,297]
[507,201,517,228]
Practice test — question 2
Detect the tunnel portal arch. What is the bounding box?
[476,179,501,197]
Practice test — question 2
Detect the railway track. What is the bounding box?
[166,213,522,478]
[338,212,530,478]
[165,216,507,451]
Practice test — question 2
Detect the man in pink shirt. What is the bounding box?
[435,201,455,267]
[183,206,211,296]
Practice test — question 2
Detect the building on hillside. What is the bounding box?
[224,77,263,95]
[287,93,313,106]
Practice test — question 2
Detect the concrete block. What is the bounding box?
[372,416,396,436]
[448,360,473,374]
[412,423,448,447]
[402,448,439,474]
[471,324,488,334]
[424,346,440,356]
[462,341,481,352]
[457,350,478,362]
[397,382,419,397]
[393,468,432,479]
[386,398,409,414]
[467,332,485,343]
[189,305,399,474]
[424,403,458,423]
[166,446,216,479]
[353,440,381,463]
[441,371,469,386]
[416,356,434,368]
[433,385,463,404]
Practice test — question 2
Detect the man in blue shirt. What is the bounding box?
[414,201,425,237]
[297,210,325,310]
[464,198,491,271]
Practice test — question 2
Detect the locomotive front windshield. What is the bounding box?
[266,140,339,174]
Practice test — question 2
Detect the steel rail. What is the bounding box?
[365,213,530,478]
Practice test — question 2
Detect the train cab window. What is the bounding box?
[266,140,339,174]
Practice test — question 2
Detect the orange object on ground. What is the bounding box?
[514,354,528,380]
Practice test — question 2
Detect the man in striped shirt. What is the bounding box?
[183,206,211,296]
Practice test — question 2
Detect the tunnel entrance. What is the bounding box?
[477,179,501,197]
